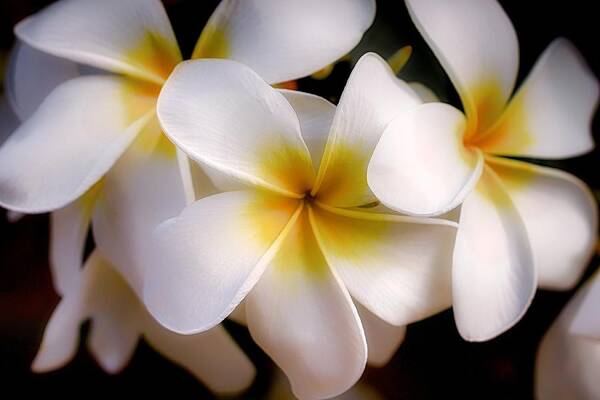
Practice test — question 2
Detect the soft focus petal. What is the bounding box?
[0,76,156,213]
[193,0,375,84]
[15,0,181,84]
[313,53,421,207]
[487,157,597,290]
[453,167,536,341]
[146,191,302,334]
[93,118,185,296]
[368,103,483,216]
[536,275,600,399]
[0,96,19,145]
[356,303,406,367]
[157,59,314,198]
[50,186,100,296]
[5,40,79,121]
[476,39,598,158]
[571,273,600,339]
[405,0,518,135]
[310,204,455,326]
[408,82,439,103]
[246,210,367,400]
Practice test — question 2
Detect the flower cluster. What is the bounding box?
[0,0,597,398]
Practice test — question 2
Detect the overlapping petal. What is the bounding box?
[15,0,181,84]
[193,0,376,84]
[356,303,406,367]
[571,273,600,339]
[368,103,484,216]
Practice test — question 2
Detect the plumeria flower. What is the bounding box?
[367,0,599,341]
[34,249,255,395]
[0,0,376,291]
[150,53,457,399]
[536,268,600,399]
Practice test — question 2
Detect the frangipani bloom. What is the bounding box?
[150,53,457,399]
[368,0,599,341]
[536,269,600,399]
[34,249,255,395]
[0,0,376,291]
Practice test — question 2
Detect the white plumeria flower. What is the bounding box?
[367,0,599,341]
[151,53,458,399]
[536,269,600,399]
[34,249,255,395]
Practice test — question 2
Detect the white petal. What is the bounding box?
[157,59,315,198]
[246,209,367,400]
[144,323,255,395]
[487,157,597,290]
[93,118,186,296]
[145,191,303,334]
[406,0,518,134]
[279,89,336,169]
[193,0,375,84]
[536,276,600,399]
[0,76,155,213]
[571,273,600,339]
[408,82,439,103]
[476,39,599,159]
[313,52,421,207]
[15,0,181,84]
[368,103,483,216]
[310,204,455,326]
[356,303,406,367]
[0,96,19,144]
[50,187,99,296]
[5,40,79,121]
[453,166,536,341]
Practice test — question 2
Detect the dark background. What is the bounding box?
[1,0,598,398]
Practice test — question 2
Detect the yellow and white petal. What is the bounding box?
[15,0,181,84]
[50,186,100,297]
[157,59,315,198]
[145,191,302,334]
[5,40,79,121]
[536,275,600,399]
[368,103,483,216]
[143,323,255,395]
[453,166,536,341]
[570,273,600,339]
[279,89,336,169]
[313,53,421,207]
[476,39,598,158]
[0,76,156,213]
[93,118,185,297]
[193,0,375,84]
[406,0,518,135]
[310,204,455,326]
[356,303,406,367]
[245,210,367,400]
[487,157,597,290]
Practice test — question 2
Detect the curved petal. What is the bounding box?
[5,40,79,121]
[143,322,255,395]
[50,185,100,296]
[193,0,375,84]
[368,103,483,216]
[310,204,455,326]
[487,157,597,290]
[356,303,406,367]
[279,89,336,169]
[406,0,518,135]
[476,39,599,158]
[0,76,156,213]
[145,191,303,334]
[157,59,315,198]
[453,166,536,341]
[15,0,181,84]
[313,52,421,207]
[536,276,600,399]
[0,96,19,145]
[571,273,600,339]
[246,210,367,400]
[93,118,186,296]
[408,82,439,103]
